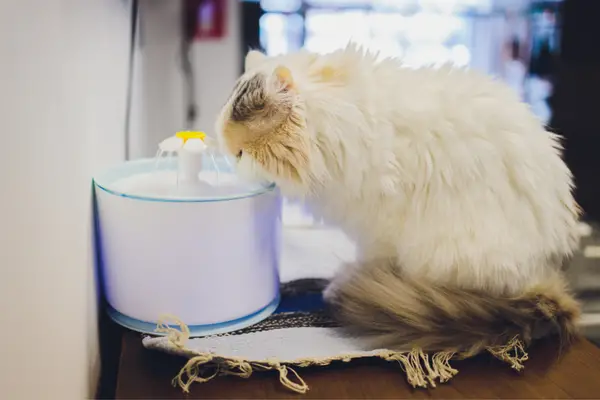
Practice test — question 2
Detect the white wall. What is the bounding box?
[0,1,131,398]
[130,0,241,158]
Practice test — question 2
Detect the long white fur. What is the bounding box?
[217,44,579,296]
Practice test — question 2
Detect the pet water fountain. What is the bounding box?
[93,131,282,336]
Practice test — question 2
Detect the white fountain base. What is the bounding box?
[107,295,280,337]
[94,157,282,337]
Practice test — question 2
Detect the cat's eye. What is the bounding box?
[236,150,243,160]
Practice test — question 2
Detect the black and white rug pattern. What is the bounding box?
[142,278,521,394]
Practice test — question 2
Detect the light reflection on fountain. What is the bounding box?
[109,131,260,200]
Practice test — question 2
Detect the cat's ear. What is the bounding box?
[273,65,295,91]
[245,50,267,71]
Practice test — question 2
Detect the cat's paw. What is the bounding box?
[323,277,347,304]
[323,261,359,303]
[322,281,338,303]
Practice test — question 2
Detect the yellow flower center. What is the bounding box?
[175,131,206,143]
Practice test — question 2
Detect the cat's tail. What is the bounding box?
[327,261,581,357]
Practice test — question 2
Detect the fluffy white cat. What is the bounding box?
[215,45,581,355]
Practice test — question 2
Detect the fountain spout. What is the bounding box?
[178,138,207,184]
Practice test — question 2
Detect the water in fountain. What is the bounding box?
[108,136,269,201]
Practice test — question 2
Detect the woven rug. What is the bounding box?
[142,278,528,394]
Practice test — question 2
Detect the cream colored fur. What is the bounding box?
[216,44,580,299]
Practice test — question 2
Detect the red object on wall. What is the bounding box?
[196,0,227,39]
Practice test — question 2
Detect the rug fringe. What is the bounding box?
[155,315,190,349]
[173,354,215,393]
[153,315,528,394]
[383,349,458,388]
[486,336,529,371]
[274,363,309,394]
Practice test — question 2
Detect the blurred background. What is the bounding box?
[1,0,599,398]
[131,0,564,156]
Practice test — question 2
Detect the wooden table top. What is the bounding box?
[116,331,600,399]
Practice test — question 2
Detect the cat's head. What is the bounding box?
[216,50,312,195]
